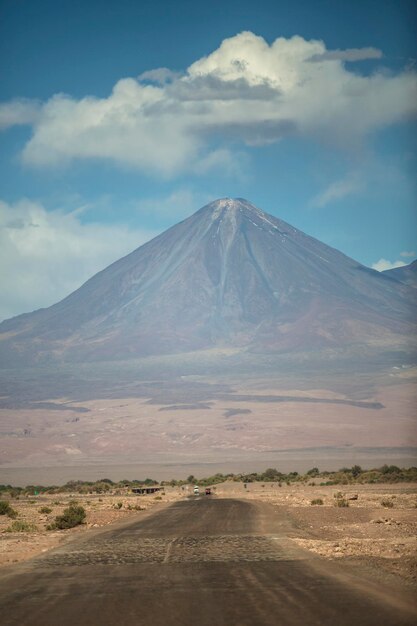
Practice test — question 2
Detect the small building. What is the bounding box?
[132,486,161,495]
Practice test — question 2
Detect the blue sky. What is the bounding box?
[0,0,416,320]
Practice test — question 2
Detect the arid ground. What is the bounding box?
[0,482,416,625]
[1,365,416,477]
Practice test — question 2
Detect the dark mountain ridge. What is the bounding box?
[0,198,415,365]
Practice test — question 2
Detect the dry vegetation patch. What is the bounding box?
[0,489,183,566]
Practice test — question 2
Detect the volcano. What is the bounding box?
[0,198,415,365]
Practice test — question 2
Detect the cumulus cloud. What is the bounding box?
[0,98,41,129]
[309,47,383,62]
[0,32,416,175]
[0,199,156,321]
[138,67,181,84]
[371,258,407,272]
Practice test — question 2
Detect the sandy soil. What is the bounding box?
[1,379,415,468]
[1,482,416,587]
[216,481,417,586]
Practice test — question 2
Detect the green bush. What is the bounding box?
[6,520,37,532]
[39,506,52,514]
[381,499,394,508]
[48,504,86,530]
[0,500,17,518]
[311,498,324,505]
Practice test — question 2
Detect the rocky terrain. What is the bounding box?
[1,482,416,587]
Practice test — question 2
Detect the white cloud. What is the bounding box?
[371,258,407,272]
[0,98,41,129]
[400,250,415,258]
[309,47,383,62]
[138,67,181,84]
[0,199,157,321]
[311,174,362,208]
[0,32,416,175]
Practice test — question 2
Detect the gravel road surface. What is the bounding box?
[0,498,415,625]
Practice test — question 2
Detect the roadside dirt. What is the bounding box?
[1,481,416,589]
[215,481,417,586]
[0,497,416,626]
[0,489,180,566]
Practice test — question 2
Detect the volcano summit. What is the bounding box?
[0,198,415,366]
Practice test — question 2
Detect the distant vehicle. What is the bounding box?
[193,486,199,496]
[205,487,212,495]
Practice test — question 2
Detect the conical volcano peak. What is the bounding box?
[205,197,246,220]
[200,197,298,237]
[0,195,414,367]
[207,197,256,214]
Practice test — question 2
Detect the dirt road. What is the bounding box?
[0,498,415,625]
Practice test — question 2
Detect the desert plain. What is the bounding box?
[1,480,416,587]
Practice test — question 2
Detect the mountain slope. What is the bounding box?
[0,198,415,365]
[382,260,417,288]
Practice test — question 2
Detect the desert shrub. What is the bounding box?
[154,496,162,500]
[311,498,324,505]
[0,500,11,514]
[6,520,37,532]
[115,502,123,509]
[127,504,143,511]
[49,504,86,530]
[0,500,18,518]
[39,506,52,514]
[381,499,394,508]
[334,498,349,507]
